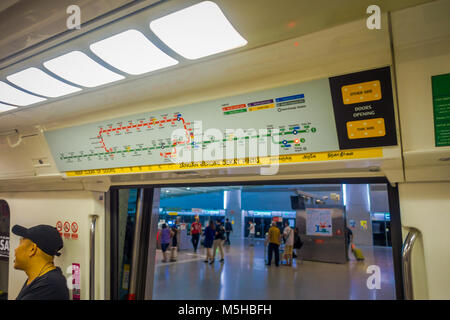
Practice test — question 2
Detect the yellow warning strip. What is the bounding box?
[65,147,383,177]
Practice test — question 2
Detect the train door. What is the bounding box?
[0,200,10,300]
[109,188,160,300]
[108,180,404,300]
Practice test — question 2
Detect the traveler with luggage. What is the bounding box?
[344,226,353,261]
[345,226,365,261]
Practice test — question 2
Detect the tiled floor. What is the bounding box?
[153,239,396,300]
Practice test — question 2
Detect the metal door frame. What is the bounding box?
[108,187,157,300]
[108,176,404,300]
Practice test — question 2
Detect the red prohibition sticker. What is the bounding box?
[71,222,78,233]
[56,221,63,232]
[64,222,70,233]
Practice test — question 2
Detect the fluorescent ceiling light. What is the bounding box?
[0,103,17,113]
[43,51,125,88]
[7,67,82,98]
[150,1,247,60]
[90,29,178,75]
[0,81,46,106]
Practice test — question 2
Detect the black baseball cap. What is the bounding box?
[12,224,63,256]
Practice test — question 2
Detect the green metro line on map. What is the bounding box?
[57,114,318,163]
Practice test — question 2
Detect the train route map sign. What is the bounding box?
[44,67,396,174]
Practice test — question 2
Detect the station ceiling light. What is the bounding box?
[0,103,17,113]
[7,67,82,98]
[0,81,46,106]
[150,1,247,60]
[90,29,179,75]
[43,51,125,88]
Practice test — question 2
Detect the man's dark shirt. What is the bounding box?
[215,225,226,240]
[225,222,233,232]
[345,227,353,244]
[16,267,69,300]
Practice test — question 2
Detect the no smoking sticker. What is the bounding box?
[64,222,70,232]
[71,222,79,239]
[56,220,79,240]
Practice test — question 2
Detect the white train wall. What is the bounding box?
[0,0,449,299]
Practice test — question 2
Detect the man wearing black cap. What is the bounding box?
[12,224,69,300]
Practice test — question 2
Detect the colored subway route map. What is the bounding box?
[45,78,340,172]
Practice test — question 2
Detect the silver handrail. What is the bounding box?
[89,215,98,300]
[128,188,144,300]
[401,227,420,300]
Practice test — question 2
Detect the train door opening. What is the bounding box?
[109,180,403,300]
[110,188,157,300]
[0,200,10,300]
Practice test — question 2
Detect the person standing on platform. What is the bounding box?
[282,221,294,266]
[170,225,178,262]
[293,227,303,259]
[266,221,281,267]
[344,226,353,261]
[160,224,171,263]
[248,221,256,246]
[203,220,215,263]
[211,221,226,264]
[224,218,233,245]
[190,216,202,253]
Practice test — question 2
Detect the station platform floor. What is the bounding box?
[152,239,396,300]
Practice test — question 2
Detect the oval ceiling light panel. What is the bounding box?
[0,81,46,106]
[7,67,82,98]
[90,29,178,75]
[0,103,18,113]
[149,1,248,60]
[43,51,125,88]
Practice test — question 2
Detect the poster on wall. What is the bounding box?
[432,73,450,147]
[306,209,333,236]
[72,263,81,300]
[0,200,10,260]
[44,67,397,175]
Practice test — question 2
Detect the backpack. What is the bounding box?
[294,234,303,249]
[219,226,226,240]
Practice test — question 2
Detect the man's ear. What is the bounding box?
[28,242,38,257]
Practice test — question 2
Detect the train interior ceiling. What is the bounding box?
[0,0,450,300]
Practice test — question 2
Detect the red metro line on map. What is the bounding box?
[83,113,194,161]
[97,113,191,159]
